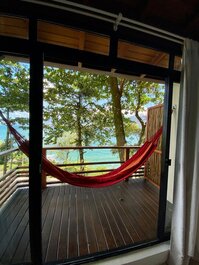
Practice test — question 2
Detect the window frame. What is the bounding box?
[0,14,179,265]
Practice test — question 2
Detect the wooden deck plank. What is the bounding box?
[45,186,64,262]
[42,187,60,261]
[10,216,29,264]
[105,189,134,245]
[100,188,126,247]
[115,183,155,240]
[93,189,118,250]
[125,181,158,221]
[122,181,157,239]
[0,189,23,218]
[76,187,90,257]
[85,188,106,253]
[1,206,29,264]
[56,186,70,260]
[0,190,29,260]
[0,179,159,264]
[133,181,158,220]
[67,186,78,259]
[0,189,28,240]
[108,186,143,242]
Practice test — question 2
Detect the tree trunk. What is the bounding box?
[76,94,84,171]
[109,77,126,161]
[135,86,146,145]
[135,109,146,145]
[77,120,84,165]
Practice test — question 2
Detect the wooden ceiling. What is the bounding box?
[0,15,182,71]
[1,0,199,44]
[0,0,184,83]
[0,0,188,56]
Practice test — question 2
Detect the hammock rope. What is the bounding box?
[0,110,162,188]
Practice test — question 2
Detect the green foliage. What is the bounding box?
[48,132,76,164]
[0,59,29,125]
[0,60,29,173]
[0,59,164,156]
[0,140,6,164]
[0,60,29,111]
[122,80,164,144]
[43,68,113,146]
[43,68,164,148]
[123,80,164,112]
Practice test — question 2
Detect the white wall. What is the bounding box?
[167,83,180,203]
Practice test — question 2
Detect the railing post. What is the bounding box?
[125,147,130,181]
[125,147,130,162]
[42,148,47,189]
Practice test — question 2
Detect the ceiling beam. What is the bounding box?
[0,36,30,56]
[42,41,180,81]
[0,0,182,55]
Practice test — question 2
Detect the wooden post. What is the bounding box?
[125,147,130,181]
[42,149,47,189]
[125,147,130,162]
[29,17,43,264]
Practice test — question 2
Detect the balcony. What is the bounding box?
[0,146,161,264]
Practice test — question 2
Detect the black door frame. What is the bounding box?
[0,13,180,264]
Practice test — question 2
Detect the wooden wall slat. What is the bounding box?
[0,16,28,39]
[145,104,163,186]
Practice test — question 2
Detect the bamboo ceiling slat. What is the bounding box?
[118,41,169,68]
[38,21,80,39]
[0,16,28,39]
[85,33,109,55]
[0,18,180,70]
[38,21,110,55]
[38,31,80,49]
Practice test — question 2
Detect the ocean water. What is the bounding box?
[0,124,127,167]
[0,124,28,140]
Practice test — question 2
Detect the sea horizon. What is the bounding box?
[0,124,138,166]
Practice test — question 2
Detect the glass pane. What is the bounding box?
[42,63,166,263]
[118,40,169,68]
[165,83,180,233]
[0,15,28,39]
[38,21,110,55]
[0,57,30,264]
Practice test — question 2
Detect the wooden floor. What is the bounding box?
[0,178,159,265]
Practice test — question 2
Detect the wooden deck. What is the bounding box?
[0,178,159,264]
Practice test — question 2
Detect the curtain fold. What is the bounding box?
[168,39,199,265]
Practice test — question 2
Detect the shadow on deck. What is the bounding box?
[0,178,159,264]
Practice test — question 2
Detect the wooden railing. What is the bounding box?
[41,145,145,188]
[0,145,145,206]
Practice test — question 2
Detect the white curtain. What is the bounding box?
[168,39,199,265]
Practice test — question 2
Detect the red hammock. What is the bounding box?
[0,110,162,188]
